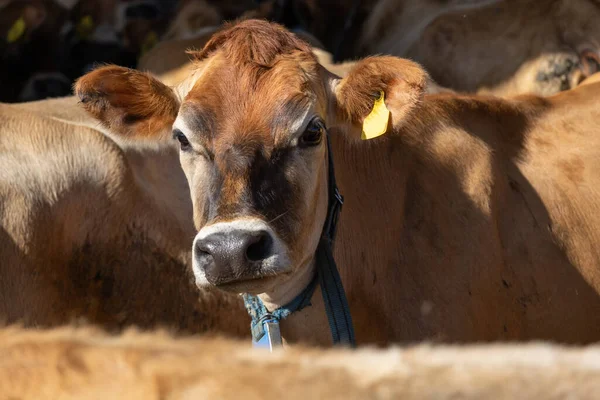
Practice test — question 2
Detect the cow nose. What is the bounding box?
[194,229,274,285]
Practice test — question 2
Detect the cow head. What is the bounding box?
[75,20,426,304]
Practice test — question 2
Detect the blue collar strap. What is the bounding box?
[242,271,318,344]
[243,133,356,349]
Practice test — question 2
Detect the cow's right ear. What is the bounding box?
[75,65,179,142]
[329,56,428,142]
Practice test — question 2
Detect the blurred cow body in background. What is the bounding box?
[4,0,600,101]
[0,0,223,102]
[0,0,69,102]
[287,0,600,97]
[360,0,600,96]
[0,96,248,336]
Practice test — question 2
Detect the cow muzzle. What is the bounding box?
[192,218,290,291]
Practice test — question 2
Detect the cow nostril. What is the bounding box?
[197,248,210,257]
[246,231,273,262]
[195,239,213,259]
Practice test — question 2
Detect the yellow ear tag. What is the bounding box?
[140,31,158,58]
[76,15,94,40]
[7,17,26,43]
[361,90,390,140]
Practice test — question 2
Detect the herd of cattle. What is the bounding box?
[3,0,600,397]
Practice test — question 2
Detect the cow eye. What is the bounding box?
[299,119,324,147]
[172,129,191,151]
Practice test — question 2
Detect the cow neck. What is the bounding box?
[242,132,356,349]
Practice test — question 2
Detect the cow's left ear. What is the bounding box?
[329,56,428,141]
[75,65,179,142]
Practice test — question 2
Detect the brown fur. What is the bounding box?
[358,0,600,96]
[335,56,428,132]
[191,20,315,65]
[578,71,600,86]
[78,20,600,346]
[138,26,356,88]
[3,326,600,399]
[161,0,222,41]
[0,97,248,337]
[75,66,180,141]
[139,0,349,86]
[138,33,217,83]
[161,0,263,42]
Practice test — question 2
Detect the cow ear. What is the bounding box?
[330,56,428,141]
[75,65,179,142]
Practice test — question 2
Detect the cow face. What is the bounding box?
[175,22,330,295]
[75,20,426,298]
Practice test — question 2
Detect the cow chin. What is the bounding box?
[191,218,292,294]
[193,256,292,294]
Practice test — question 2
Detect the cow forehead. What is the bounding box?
[180,56,323,147]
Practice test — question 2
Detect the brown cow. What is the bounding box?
[294,0,600,97]
[0,96,247,336]
[360,0,600,96]
[77,20,600,347]
[3,326,600,399]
